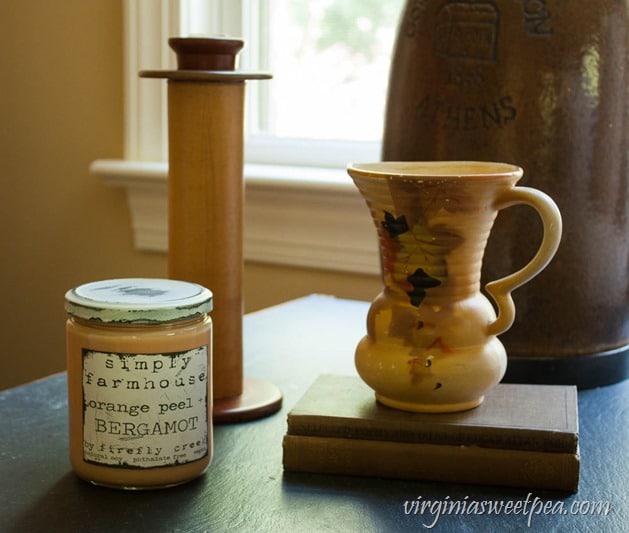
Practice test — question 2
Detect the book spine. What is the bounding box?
[286,415,577,453]
[282,435,579,492]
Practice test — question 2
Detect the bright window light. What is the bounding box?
[222,0,406,167]
[258,0,403,142]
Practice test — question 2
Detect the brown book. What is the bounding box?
[283,434,580,492]
[286,374,578,453]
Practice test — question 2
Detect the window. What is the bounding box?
[93,0,405,273]
[173,0,404,166]
[124,0,404,165]
[244,0,404,167]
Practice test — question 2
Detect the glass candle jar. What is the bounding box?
[65,278,213,489]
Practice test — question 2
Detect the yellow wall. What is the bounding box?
[0,1,379,390]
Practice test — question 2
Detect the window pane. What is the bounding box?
[260,0,404,142]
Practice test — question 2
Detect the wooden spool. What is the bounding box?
[141,37,282,423]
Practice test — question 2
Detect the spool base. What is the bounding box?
[503,344,629,389]
[213,377,282,424]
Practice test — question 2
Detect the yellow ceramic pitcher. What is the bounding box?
[348,161,562,413]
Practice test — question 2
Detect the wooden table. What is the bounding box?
[1,295,627,532]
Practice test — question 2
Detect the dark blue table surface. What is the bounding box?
[1,295,627,533]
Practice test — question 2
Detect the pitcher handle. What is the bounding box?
[486,186,562,337]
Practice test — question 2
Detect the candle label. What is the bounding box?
[81,347,209,469]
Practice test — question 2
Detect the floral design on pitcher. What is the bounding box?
[381,210,462,307]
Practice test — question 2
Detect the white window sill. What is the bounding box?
[91,159,380,275]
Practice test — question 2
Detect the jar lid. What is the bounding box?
[65,278,213,324]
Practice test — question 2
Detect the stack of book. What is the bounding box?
[283,374,579,491]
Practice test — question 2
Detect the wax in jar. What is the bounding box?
[65,278,213,489]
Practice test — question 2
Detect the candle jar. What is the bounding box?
[65,278,213,489]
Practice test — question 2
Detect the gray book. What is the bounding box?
[286,374,579,453]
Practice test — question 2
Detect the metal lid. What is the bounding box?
[65,278,213,324]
